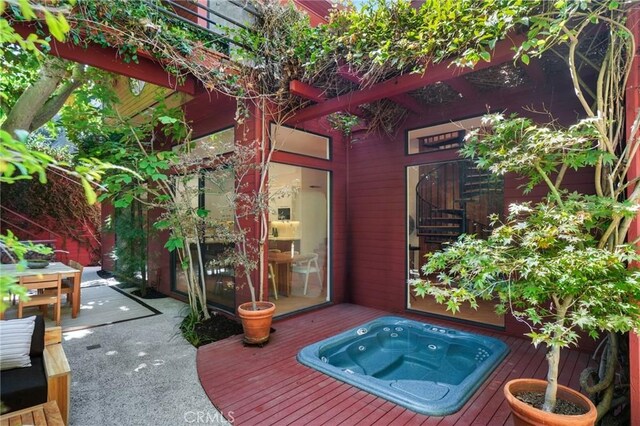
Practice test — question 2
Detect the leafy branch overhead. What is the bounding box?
[5,0,580,135]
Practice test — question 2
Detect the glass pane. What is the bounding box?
[174,243,235,312]
[172,171,236,312]
[271,124,330,159]
[407,160,504,327]
[174,174,199,210]
[407,116,483,155]
[268,164,330,315]
[172,127,234,158]
[202,169,235,310]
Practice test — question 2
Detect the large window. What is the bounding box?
[407,116,482,155]
[271,124,330,160]
[267,164,330,316]
[172,170,236,312]
[172,127,234,158]
[407,144,504,326]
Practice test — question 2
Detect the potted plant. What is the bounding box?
[237,299,276,344]
[413,114,640,425]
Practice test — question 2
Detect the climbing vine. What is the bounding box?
[1,141,102,262]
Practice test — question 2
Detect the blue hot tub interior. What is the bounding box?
[297,316,509,416]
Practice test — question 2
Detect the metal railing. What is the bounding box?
[0,206,64,241]
[141,0,258,51]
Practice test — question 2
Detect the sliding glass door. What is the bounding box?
[268,163,330,315]
[407,161,504,327]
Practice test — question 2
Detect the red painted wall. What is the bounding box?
[346,82,596,342]
[625,7,640,425]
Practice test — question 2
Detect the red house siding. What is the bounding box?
[347,85,594,340]
[626,7,640,425]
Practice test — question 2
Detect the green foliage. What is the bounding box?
[0,230,53,312]
[461,114,604,194]
[61,0,226,63]
[1,44,121,154]
[107,200,148,292]
[414,108,640,412]
[179,308,203,347]
[0,0,62,55]
[418,200,640,347]
[315,0,536,75]
[327,112,360,136]
[1,129,54,183]
[1,148,103,264]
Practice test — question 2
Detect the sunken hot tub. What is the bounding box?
[297,316,508,415]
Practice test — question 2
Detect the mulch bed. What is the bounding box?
[192,313,244,347]
[515,391,588,416]
[131,288,167,299]
[96,270,114,279]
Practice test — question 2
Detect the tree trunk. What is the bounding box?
[543,343,562,412]
[1,57,83,136]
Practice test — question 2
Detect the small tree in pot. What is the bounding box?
[413,114,640,422]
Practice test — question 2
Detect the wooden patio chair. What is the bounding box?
[42,260,83,312]
[17,273,62,326]
[62,260,83,304]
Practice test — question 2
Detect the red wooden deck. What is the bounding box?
[196,304,592,425]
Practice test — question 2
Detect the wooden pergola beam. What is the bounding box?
[336,65,428,114]
[289,35,524,125]
[445,76,478,99]
[289,80,327,102]
[13,22,198,95]
[388,94,428,115]
[522,61,547,86]
[288,80,368,118]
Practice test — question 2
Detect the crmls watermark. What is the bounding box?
[184,410,234,424]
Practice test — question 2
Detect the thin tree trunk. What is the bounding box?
[543,343,562,412]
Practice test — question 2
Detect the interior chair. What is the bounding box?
[18,274,62,326]
[268,263,278,300]
[291,253,323,295]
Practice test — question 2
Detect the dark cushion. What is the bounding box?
[0,355,47,413]
[30,315,45,357]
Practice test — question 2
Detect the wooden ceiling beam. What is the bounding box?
[288,35,524,125]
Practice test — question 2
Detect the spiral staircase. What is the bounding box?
[415,160,501,244]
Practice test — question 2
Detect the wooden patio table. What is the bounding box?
[1,262,82,318]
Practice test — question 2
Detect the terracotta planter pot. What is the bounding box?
[237,301,276,344]
[504,379,597,426]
